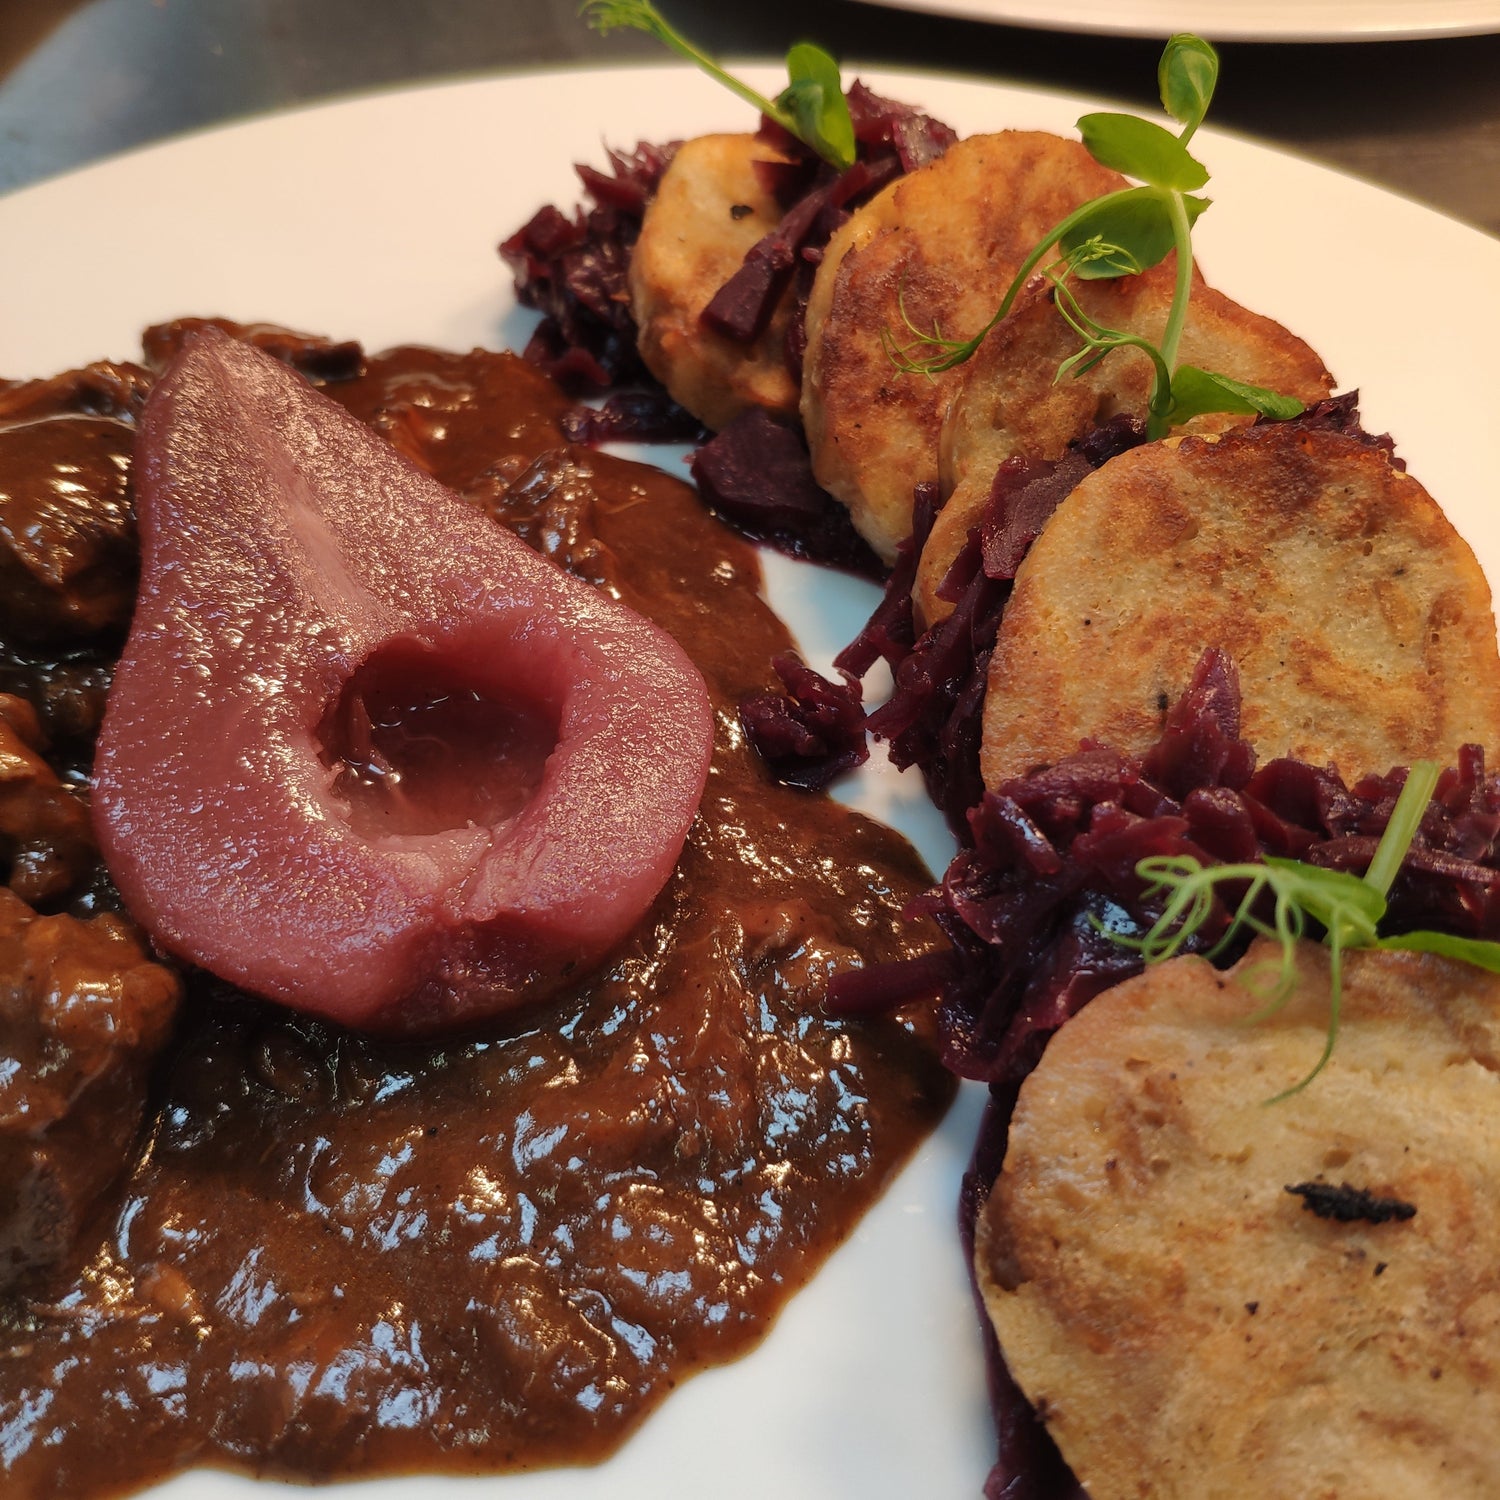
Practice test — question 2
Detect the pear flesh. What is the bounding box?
[94,331,714,1034]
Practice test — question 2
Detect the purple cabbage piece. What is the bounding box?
[864,524,1007,837]
[690,408,884,576]
[1138,645,1256,800]
[845,80,960,171]
[1267,389,1404,470]
[562,389,707,446]
[705,81,957,353]
[840,417,1147,839]
[739,652,869,790]
[978,412,1144,581]
[500,141,678,393]
[701,153,904,344]
[837,482,940,679]
[701,188,824,344]
[980,452,1089,581]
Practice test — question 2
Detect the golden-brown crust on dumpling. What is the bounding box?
[628,133,799,432]
[980,422,1500,787]
[977,940,1500,1500]
[917,266,1333,625]
[800,132,1123,564]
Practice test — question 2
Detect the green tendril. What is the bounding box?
[1114,761,1500,1095]
[881,34,1303,435]
[1363,760,1440,898]
[580,1,856,169]
[881,189,1141,377]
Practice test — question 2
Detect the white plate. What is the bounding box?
[2,63,1499,1500]
[852,0,1500,41]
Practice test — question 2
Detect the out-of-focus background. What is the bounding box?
[2,0,1498,233]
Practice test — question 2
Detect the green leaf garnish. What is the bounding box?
[1076,113,1209,191]
[1158,33,1219,140]
[778,42,856,172]
[1117,761,1500,1095]
[580,1,856,170]
[1362,760,1438,897]
[885,32,1302,441]
[1167,366,1308,425]
[1058,188,1209,280]
[1374,930,1500,970]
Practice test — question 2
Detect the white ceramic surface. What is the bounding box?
[2,62,1498,1499]
[852,0,1500,42]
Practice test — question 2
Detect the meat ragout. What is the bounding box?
[0,322,953,1498]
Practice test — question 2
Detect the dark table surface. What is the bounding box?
[3,0,1498,237]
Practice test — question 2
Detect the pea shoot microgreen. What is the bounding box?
[580,1,856,169]
[1121,762,1500,1096]
[883,34,1302,442]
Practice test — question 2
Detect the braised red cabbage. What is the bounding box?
[497,87,956,568]
[739,652,868,790]
[692,409,883,575]
[500,141,677,393]
[839,417,1147,836]
[561,389,707,446]
[833,648,1500,1084]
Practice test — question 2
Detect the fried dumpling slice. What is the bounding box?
[976,940,1500,1500]
[628,133,799,432]
[981,421,1500,786]
[916,264,1334,624]
[800,131,1123,564]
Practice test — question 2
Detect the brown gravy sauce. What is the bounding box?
[0,334,952,1497]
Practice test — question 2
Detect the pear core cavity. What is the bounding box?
[320,643,560,840]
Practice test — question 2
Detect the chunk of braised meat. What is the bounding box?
[0,649,113,769]
[0,410,137,641]
[0,360,153,427]
[0,694,97,906]
[0,357,156,647]
[0,887,181,1289]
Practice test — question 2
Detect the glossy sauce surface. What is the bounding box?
[0,338,951,1497]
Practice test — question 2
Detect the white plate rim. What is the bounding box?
[849,0,1500,42]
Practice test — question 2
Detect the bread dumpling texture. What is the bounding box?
[915,264,1334,625]
[977,940,1500,1500]
[800,131,1122,563]
[981,421,1500,786]
[628,133,800,432]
